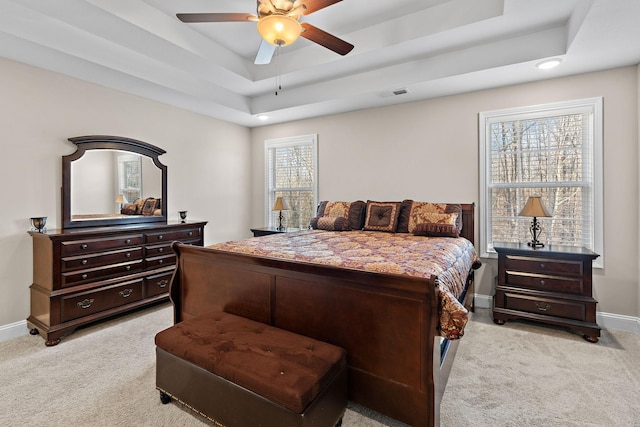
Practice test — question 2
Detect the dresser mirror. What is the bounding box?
[62,135,168,229]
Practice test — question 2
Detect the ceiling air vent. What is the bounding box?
[380,88,410,98]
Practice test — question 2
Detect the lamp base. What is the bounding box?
[527,241,545,248]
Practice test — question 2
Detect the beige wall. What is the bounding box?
[1,56,638,330]
[251,66,640,319]
[0,58,251,327]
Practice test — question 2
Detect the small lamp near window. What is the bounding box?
[519,196,551,248]
[272,197,288,231]
[115,194,125,210]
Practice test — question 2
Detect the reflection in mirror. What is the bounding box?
[62,135,167,229]
[71,151,161,218]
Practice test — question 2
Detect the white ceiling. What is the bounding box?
[1,0,639,127]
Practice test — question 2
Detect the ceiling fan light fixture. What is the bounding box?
[257,14,302,46]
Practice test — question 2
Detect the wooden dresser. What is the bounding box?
[28,221,207,345]
[493,242,600,342]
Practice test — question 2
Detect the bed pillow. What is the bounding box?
[310,201,366,230]
[141,198,159,216]
[397,201,463,234]
[412,214,460,237]
[120,203,137,215]
[363,201,401,232]
[396,199,414,233]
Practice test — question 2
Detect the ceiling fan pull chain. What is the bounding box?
[275,44,282,95]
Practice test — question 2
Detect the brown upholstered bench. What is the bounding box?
[155,311,347,427]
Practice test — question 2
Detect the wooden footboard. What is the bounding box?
[170,243,444,426]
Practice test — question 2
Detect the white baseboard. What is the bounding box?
[474,293,639,335]
[0,320,29,343]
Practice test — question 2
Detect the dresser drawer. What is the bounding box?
[61,279,143,322]
[504,271,583,295]
[61,260,144,287]
[502,291,586,321]
[145,228,201,244]
[146,254,176,269]
[144,271,173,298]
[146,243,172,257]
[61,234,144,256]
[504,255,583,277]
[62,247,143,272]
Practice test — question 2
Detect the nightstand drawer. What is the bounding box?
[504,255,583,276]
[502,292,586,321]
[505,271,583,294]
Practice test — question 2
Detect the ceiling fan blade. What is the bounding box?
[296,0,342,15]
[300,23,353,56]
[254,40,276,65]
[176,13,257,23]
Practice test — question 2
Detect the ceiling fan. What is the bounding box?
[177,0,354,65]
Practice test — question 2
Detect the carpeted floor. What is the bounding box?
[1,303,638,426]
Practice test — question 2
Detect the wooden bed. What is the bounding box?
[169,203,477,426]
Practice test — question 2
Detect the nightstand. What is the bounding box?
[250,227,286,237]
[493,242,600,342]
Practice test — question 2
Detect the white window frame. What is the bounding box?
[264,134,318,230]
[479,98,603,268]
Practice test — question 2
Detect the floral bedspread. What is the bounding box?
[209,230,480,339]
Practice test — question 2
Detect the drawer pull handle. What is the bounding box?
[125,265,131,271]
[158,259,163,264]
[125,239,131,244]
[125,252,131,258]
[535,302,551,312]
[81,259,88,265]
[157,280,168,288]
[540,263,545,269]
[77,298,94,309]
[158,235,164,240]
[158,248,164,253]
[188,231,193,236]
[81,274,88,280]
[81,244,88,250]
[119,289,133,298]
[540,280,546,286]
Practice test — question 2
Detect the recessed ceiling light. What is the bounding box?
[536,58,562,70]
[257,115,269,121]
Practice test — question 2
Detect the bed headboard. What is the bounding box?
[459,203,475,245]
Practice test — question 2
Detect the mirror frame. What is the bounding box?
[62,135,168,229]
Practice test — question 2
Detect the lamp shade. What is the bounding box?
[519,196,551,217]
[272,196,288,211]
[257,14,302,46]
[115,194,125,204]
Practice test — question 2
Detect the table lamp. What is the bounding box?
[272,197,288,231]
[519,196,551,248]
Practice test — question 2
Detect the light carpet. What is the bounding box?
[0,303,638,426]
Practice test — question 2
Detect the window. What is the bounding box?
[117,154,142,203]
[265,134,318,230]
[479,98,603,266]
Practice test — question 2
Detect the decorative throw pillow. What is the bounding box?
[120,203,137,215]
[395,199,414,233]
[141,198,158,216]
[363,201,401,232]
[310,200,366,230]
[401,201,463,233]
[133,198,145,214]
[316,216,351,231]
[413,221,460,237]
